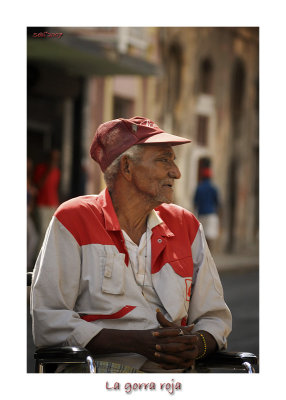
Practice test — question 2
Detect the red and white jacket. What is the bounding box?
[31,188,231,354]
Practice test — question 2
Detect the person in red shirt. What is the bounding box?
[34,149,61,247]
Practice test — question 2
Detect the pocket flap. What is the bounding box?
[101,252,126,295]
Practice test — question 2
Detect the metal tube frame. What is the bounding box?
[242,361,256,373]
[37,356,96,373]
[86,356,96,373]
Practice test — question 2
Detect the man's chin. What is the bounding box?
[153,195,173,205]
[143,192,174,208]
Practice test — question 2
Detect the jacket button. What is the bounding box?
[157,239,162,243]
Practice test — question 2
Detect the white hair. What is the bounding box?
[104,145,144,191]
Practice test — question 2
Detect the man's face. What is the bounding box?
[130,144,181,206]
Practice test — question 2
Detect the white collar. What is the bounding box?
[147,209,163,231]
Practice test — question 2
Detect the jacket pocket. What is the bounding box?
[100,252,126,295]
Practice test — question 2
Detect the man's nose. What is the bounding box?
[169,162,181,179]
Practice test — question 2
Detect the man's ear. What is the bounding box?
[120,156,133,181]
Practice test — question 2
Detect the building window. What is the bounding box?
[231,58,245,121]
[199,58,213,94]
[113,96,134,119]
[167,43,182,112]
[197,115,209,146]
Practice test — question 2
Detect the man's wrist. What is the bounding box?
[194,330,218,359]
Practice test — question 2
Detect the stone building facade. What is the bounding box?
[154,27,259,253]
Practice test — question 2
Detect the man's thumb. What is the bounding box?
[156,309,176,327]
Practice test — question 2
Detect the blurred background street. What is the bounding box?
[27,26,259,373]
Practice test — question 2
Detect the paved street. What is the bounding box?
[219,268,259,359]
[27,265,259,373]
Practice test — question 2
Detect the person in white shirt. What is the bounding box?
[31,116,231,373]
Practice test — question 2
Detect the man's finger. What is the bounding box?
[157,347,199,360]
[155,339,198,353]
[156,309,195,333]
[154,351,184,365]
[154,350,197,368]
[156,309,176,328]
[152,328,183,337]
[152,327,197,339]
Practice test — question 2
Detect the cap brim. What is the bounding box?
[137,132,191,145]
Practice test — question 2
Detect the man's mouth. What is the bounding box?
[162,182,173,188]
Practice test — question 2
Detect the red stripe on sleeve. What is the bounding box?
[80,305,136,322]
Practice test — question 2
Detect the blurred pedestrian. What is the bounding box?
[194,167,220,251]
[27,158,39,271]
[34,149,61,247]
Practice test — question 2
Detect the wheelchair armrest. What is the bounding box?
[196,351,258,368]
[34,346,90,363]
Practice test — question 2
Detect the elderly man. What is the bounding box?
[31,116,231,373]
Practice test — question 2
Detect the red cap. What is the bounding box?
[90,116,191,172]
